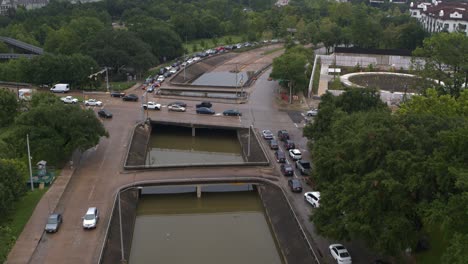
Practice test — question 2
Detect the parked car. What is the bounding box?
[168,104,186,112]
[157,75,165,82]
[110,91,126,98]
[122,94,139,101]
[304,191,320,208]
[329,244,352,264]
[84,99,102,106]
[277,130,290,141]
[284,140,296,150]
[196,101,212,108]
[288,178,303,192]
[223,109,242,116]
[296,160,311,175]
[45,213,62,233]
[143,102,161,110]
[262,130,274,140]
[82,207,99,229]
[98,109,113,118]
[289,149,302,160]
[306,109,319,117]
[60,96,78,104]
[280,164,294,176]
[196,107,215,115]
[269,139,279,150]
[169,68,178,74]
[147,86,155,93]
[274,150,286,163]
[168,101,187,107]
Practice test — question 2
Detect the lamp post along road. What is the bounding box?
[27,134,34,191]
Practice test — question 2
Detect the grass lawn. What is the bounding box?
[109,81,137,91]
[415,225,448,264]
[0,188,48,262]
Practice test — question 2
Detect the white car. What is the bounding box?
[60,96,78,104]
[288,149,302,160]
[304,192,320,207]
[169,68,177,74]
[82,207,99,229]
[329,244,352,264]
[306,109,318,117]
[186,59,194,64]
[142,102,161,110]
[168,104,186,112]
[157,75,165,82]
[262,130,273,140]
[192,56,201,62]
[84,99,102,106]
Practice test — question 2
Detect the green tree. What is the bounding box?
[5,95,108,166]
[413,32,468,97]
[0,89,18,127]
[0,159,27,220]
[270,46,313,94]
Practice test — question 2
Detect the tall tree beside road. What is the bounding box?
[270,46,313,94]
[306,88,468,260]
[413,32,468,97]
[0,89,18,127]
[3,93,108,166]
[0,159,27,220]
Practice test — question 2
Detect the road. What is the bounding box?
[15,56,377,264]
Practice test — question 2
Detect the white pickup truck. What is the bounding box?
[142,101,161,110]
[60,96,79,104]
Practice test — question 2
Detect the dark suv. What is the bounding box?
[284,140,295,150]
[277,130,290,141]
[274,150,286,163]
[196,101,212,108]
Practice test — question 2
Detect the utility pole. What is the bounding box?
[289,80,292,104]
[27,134,34,191]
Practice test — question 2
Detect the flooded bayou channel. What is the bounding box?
[129,191,283,264]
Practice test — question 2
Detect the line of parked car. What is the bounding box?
[140,100,242,117]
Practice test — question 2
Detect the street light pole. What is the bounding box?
[105,67,110,93]
[27,134,34,191]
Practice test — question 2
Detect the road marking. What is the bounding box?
[294,123,298,128]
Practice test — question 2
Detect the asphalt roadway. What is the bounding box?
[8,71,378,263]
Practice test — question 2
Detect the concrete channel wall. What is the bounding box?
[98,178,318,264]
[124,121,269,170]
[100,188,139,264]
[124,122,152,167]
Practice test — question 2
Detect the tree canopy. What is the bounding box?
[305,88,468,261]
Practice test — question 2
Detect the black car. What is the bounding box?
[269,139,279,150]
[280,164,294,176]
[122,94,139,101]
[168,101,187,107]
[274,150,286,163]
[196,107,215,115]
[110,91,126,98]
[223,109,242,116]
[288,179,303,192]
[196,101,212,108]
[45,213,62,233]
[277,130,290,141]
[284,140,295,150]
[98,109,113,118]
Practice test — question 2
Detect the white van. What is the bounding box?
[50,83,70,93]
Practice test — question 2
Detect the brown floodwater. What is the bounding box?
[146,125,243,165]
[129,191,283,264]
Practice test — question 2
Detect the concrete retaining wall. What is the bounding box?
[100,188,139,264]
[124,123,152,167]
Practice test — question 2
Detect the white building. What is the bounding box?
[409,1,468,36]
[0,0,48,15]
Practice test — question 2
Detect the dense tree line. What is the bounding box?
[303,88,468,262]
[0,0,427,87]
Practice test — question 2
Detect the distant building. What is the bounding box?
[0,0,48,15]
[409,1,468,36]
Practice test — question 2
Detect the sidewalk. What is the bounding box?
[7,167,75,264]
